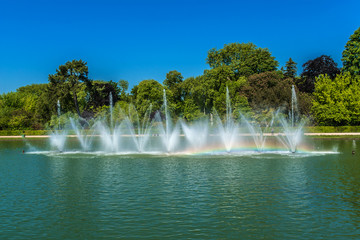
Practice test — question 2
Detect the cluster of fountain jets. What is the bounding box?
[50,86,305,155]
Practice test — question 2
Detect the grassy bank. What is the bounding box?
[2,126,360,136]
[304,126,360,133]
[0,130,49,136]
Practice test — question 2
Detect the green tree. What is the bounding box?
[206,42,278,78]
[0,84,53,130]
[242,71,294,112]
[342,27,360,76]
[312,73,360,126]
[118,80,129,101]
[0,92,22,129]
[164,70,183,90]
[182,76,208,119]
[203,65,235,114]
[205,66,249,117]
[134,80,164,117]
[163,70,184,116]
[17,84,51,129]
[86,80,120,117]
[182,98,203,121]
[181,67,250,120]
[130,84,138,102]
[284,58,297,79]
[48,59,91,116]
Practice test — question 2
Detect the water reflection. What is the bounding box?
[1,139,360,239]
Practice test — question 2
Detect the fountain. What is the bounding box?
[121,104,153,153]
[181,119,209,152]
[109,92,114,129]
[94,120,122,152]
[153,90,181,153]
[69,117,94,151]
[49,100,67,152]
[57,100,61,127]
[214,87,239,152]
[276,85,304,153]
[39,85,308,155]
[241,113,276,152]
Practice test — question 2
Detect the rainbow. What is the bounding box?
[181,141,326,155]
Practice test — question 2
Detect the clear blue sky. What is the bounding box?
[0,0,359,94]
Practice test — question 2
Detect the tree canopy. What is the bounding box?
[3,35,360,131]
[284,58,297,79]
[0,84,50,130]
[118,80,129,101]
[242,71,293,112]
[297,55,340,93]
[312,73,360,125]
[48,59,91,116]
[206,43,279,78]
[134,79,164,117]
[342,27,360,76]
[163,70,184,116]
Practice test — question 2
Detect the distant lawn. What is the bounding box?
[304,126,360,133]
[2,126,360,136]
[0,130,49,136]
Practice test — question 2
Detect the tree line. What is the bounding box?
[0,27,359,130]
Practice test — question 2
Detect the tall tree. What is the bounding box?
[163,70,184,116]
[17,84,51,129]
[297,55,340,93]
[182,76,209,117]
[130,84,138,102]
[312,72,360,126]
[164,70,183,90]
[88,80,120,110]
[206,42,278,78]
[118,80,129,101]
[134,80,163,117]
[48,59,91,116]
[284,58,297,79]
[243,71,293,112]
[342,27,360,76]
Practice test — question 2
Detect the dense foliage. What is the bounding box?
[206,43,278,78]
[48,59,91,116]
[312,73,360,125]
[342,27,360,76]
[297,55,340,93]
[1,27,360,130]
[283,58,297,79]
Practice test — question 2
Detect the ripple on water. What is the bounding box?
[0,139,360,239]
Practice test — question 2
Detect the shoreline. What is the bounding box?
[2,132,360,139]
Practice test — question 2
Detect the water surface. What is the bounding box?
[0,138,359,239]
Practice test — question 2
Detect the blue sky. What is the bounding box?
[0,0,359,94]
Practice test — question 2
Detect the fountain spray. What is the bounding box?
[109,92,113,129]
[57,99,61,130]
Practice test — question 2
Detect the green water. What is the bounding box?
[1,138,360,239]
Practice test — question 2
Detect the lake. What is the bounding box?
[0,138,360,239]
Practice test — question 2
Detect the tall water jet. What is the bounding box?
[155,90,180,153]
[122,104,154,152]
[57,99,61,129]
[50,99,67,152]
[277,85,304,153]
[241,113,275,152]
[291,85,297,127]
[69,117,94,151]
[94,120,122,152]
[109,92,113,129]
[215,87,239,152]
